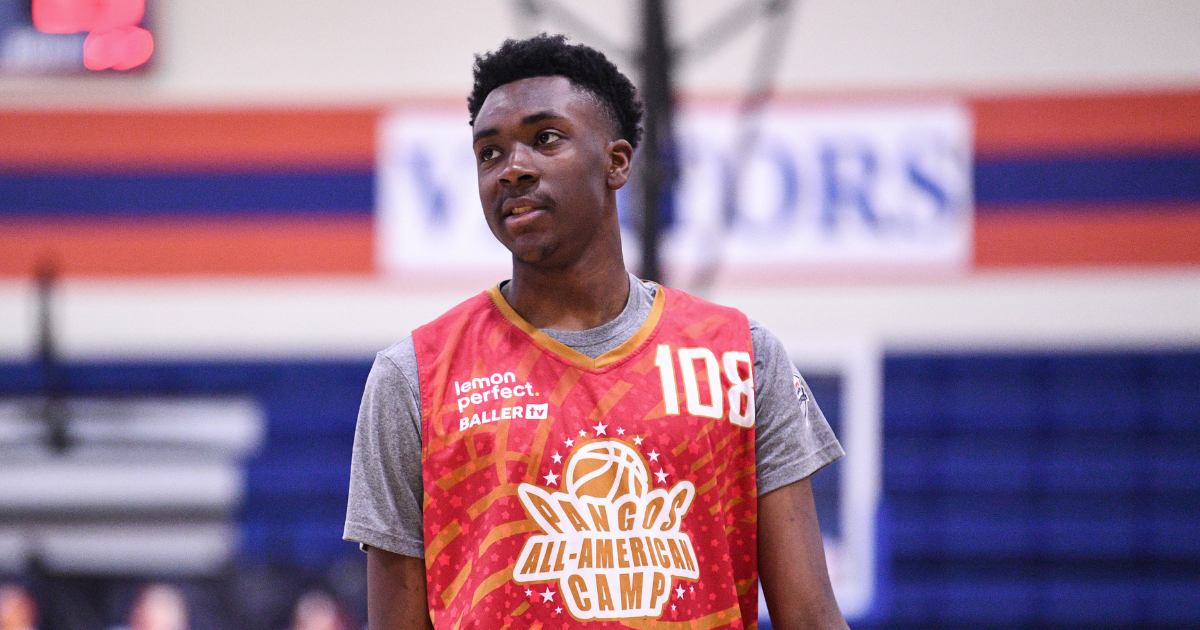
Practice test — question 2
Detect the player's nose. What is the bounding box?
[498,143,539,187]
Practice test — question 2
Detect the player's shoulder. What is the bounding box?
[367,336,420,393]
[658,284,749,321]
[658,286,782,359]
[412,289,496,338]
[378,336,416,371]
[745,318,789,364]
[657,284,748,333]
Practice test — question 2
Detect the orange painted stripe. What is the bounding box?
[972,91,1200,158]
[4,205,1197,277]
[5,91,1199,170]
[975,204,1200,268]
[0,216,373,277]
[0,108,381,170]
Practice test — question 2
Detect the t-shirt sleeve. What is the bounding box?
[343,341,426,558]
[750,319,845,496]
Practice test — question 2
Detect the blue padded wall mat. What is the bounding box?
[874,351,1200,630]
[1,349,1196,628]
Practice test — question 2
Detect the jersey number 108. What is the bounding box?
[654,344,755,428]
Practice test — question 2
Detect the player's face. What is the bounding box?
[472,75,632,267]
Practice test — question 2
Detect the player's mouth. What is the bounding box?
[501,197,551,223]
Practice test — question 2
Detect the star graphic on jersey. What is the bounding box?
[690,585,695,593]
[543,471,559,486]
[555,607,563,614]
[541,588,555,602]
[655,469,669,483]
[648,449,660,461]
[617,427,625,435]
[564,438,574,448]
[579,429,587,437]
[593,422,607,435]
[525,589,532,597]
[676,585,685,599]
[633,435,644,445]
[551,452,562,464]
[671,604,676,611]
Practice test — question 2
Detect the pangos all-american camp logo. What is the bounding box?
[514,439,698,620]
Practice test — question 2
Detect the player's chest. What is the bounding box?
[435,337,755,437]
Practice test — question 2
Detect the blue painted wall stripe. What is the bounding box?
[0,170,374,215]
[1,152,1199,218]
[975,152,1200,206]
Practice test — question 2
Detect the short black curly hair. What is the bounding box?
[468,34,643,149]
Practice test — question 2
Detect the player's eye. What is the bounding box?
[536,131,562,145]
[478,147,499,162]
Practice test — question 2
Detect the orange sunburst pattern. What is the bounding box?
[413,288,759,629]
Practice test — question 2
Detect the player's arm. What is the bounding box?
[367,546,434,630]
[748,320,848,629]
[758,477,849,630]
[344,348,432,628]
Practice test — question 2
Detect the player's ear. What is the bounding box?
[606,139,634,189]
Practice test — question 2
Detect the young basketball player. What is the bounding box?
[345,35,849,630]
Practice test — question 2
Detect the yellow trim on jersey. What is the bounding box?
[486,283,666,370]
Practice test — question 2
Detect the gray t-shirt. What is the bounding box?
[344,274,844,558]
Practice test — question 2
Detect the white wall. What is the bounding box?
[3,0,1200,104]
[3,271,1200,360]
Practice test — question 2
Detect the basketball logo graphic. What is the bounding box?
[566,440,649,501]
[514,438,698,620]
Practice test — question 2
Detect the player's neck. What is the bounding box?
[504,249,630,332]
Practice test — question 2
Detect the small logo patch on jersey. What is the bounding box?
[513,439,698,620]
[455,372,542,431]
[794,372,811,423]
